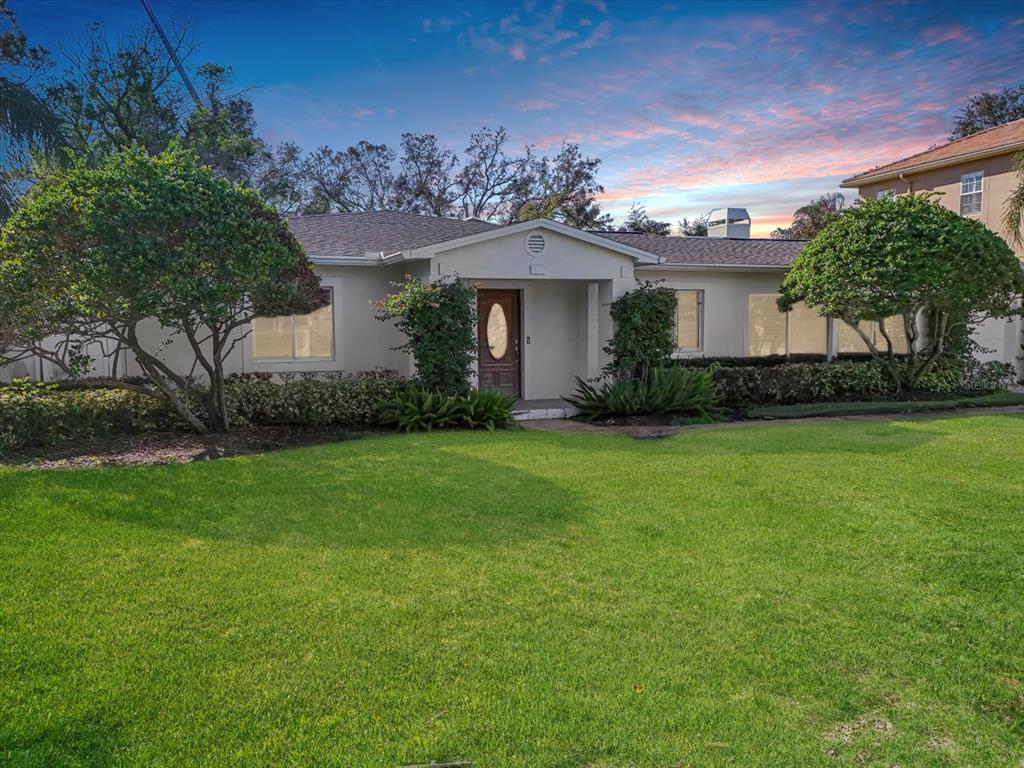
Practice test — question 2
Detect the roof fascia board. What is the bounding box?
[841,143,1024,188]
[408,219,661,264]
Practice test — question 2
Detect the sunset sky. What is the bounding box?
[19,0,1024,235]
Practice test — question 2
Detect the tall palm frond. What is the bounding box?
[1003,150,1024,248]
[0,76,61,147]
[0,76,62,220]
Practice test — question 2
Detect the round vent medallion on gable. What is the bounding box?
[525,232,546,256]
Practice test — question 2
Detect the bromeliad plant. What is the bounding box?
[379,387,516,432]
[566,366,721,422]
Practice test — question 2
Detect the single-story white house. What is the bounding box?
[2,208,1021,399]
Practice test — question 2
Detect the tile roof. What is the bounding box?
[596,231,805,267]
[842,118,1024,185]
[286,210,498,258]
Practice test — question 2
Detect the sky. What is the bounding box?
[16,0,1024,236]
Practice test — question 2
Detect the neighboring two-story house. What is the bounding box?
[842,118,1024,375]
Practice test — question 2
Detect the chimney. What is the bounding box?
[707,207,750,238]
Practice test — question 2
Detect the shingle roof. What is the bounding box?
[286,210,805,268]
[842,118,1024,186]
[596,231,805,267]
[287,210,498,258]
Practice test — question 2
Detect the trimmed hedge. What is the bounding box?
[706,358,1014,407]
[0,381,181,451]
[1,370,407,451]
[226,370,406,427]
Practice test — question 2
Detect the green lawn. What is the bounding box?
[2,415,1024,767]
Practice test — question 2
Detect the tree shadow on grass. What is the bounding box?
[4,440,583,550]
[0,713,121,768]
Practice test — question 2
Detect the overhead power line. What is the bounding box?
[138,0,204,110]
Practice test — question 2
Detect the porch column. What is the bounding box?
[578,281,601,380]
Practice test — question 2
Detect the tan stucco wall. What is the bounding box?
[637,268,788,357]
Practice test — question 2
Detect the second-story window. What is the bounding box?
[959,171,983,215]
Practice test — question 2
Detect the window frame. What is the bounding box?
[959,170,983,216]
[746,292,828,358]
[251,286,336,363]
[673,289,705,353]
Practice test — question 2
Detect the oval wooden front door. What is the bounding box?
[477,289,521,396]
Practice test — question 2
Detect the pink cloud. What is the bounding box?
[921,24,976,46]
[509,42,527,61]
[669,111,723,130]
[351,107,374,119]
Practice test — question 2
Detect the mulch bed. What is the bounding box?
[1,425,375,470]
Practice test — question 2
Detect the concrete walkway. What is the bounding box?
[520,405,1024,439]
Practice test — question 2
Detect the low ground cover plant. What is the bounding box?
[566,366,721,422]
[379,387,516,432]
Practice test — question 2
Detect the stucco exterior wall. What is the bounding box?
[637,267,788,357]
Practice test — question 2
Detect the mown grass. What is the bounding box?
[746,391,1024,419]
[2,415,1023,767]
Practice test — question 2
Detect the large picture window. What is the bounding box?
[747,294,827,356]
[675,289,703,351]
[252,289,334,361]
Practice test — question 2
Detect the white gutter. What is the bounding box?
[841,142,1024,188]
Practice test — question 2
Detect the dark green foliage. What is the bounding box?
[379,387,516,433]
[565,366,720,422]
[780,193,1023,391]
[0,144,326,433]
[0,371,407,451]
[707,358,1015,408]
[225,371,406,428]
[0,379,181,450]
[605,281,677,381]
[375,276,477,395]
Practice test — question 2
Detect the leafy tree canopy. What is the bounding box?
[950,82,1024,140]
[677,212,710,237]
[780,193,1023,389]
[771,193,846,240]
[618,203,671,235]
[0,143,325,432]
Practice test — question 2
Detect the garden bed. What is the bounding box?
[0,425,370,470]
[745,391,1024,420]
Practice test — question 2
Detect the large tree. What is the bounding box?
[950,82,1024,140]
[513,143,612,229]
[618,203,671,235]
[0,0,61,220]
[779,193,1023,391]
[0,144,326,432]
[456,126,535,220]
[395,132,459,217]
[771,193,846,240]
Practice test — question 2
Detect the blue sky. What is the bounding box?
[18,0,1024,234]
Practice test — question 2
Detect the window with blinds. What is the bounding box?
[675,290,703,350]
[960,171,983,215]
[253,289,334,361]
[747,295,827,356]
